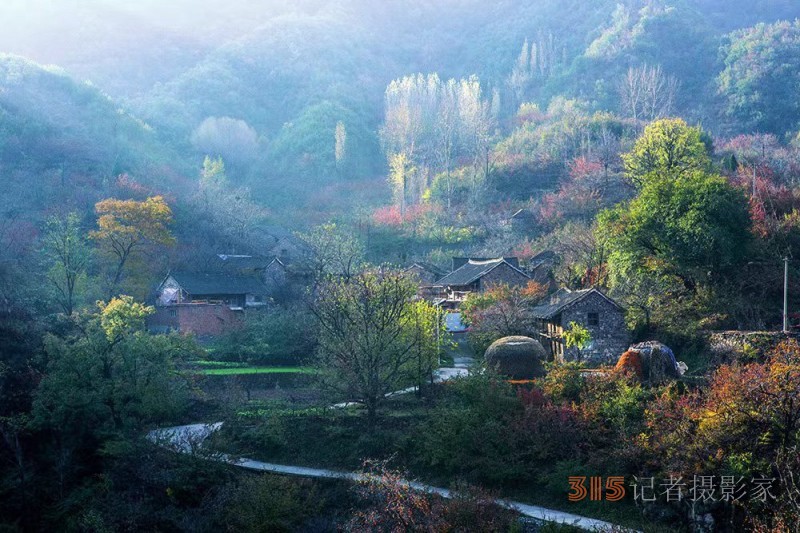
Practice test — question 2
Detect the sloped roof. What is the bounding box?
[212,254,275,271]
[511,208,536,219]
[168,271,267,296]
[532,287,622,319]
[405,261,446,277]
[436,258,529,287]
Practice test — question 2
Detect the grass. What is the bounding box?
[192,360,249,368]
[199,366,316,376]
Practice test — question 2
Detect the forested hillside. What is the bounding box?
[3,1,800,530]
[2,0,799,223]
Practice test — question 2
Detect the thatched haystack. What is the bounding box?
[484,336,547,379]
[615,350,644,379]
[617,341,684,384]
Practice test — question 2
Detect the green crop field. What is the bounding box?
[198,366,316,376]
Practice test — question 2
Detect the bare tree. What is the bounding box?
[506,33,564,107]
[334,120,347,175]
[197,157,267,250]
[380,74,494,210]
[434,79,460,209]
[618,64,679,121]
[191,116,259,166]
[298,222,364,283]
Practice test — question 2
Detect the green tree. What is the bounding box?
[32,298,194,499]
[404,299,447,395]
[597,170,751,296]
[42,212,88,315]
[200,155,227,190]
[312,270,423,426]
[718,20,800,135]
[563,321,591,361]
[268,101,380,185]
[388,151,414,217]
[97,296,154,342]
[622,118,710,187]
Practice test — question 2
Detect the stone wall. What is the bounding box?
[559,292,629,365]
[705,330,800,365]
[480,263,530,290]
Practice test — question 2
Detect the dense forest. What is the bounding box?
[2,1,800,531]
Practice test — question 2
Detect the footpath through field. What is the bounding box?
[151,359,637,531]
[148,421,636,532]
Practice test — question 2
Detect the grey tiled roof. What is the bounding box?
[212,254,276,271]
[436,258,528,287]
[532,287,622,319]
[405,261,446,277]
[169,271,267,296]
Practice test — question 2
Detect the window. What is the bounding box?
[588,312,599,327]
[169,310,177,317]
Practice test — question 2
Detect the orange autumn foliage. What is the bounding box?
[614,350,644,380]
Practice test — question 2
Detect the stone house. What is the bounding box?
[404,261,447,285]
[434,257,530,305]
[509,208,536,232]
[532,287,628,364]
[526,250,558,292]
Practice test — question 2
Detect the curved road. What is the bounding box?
[149,422,635,532]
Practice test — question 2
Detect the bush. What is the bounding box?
[415,373,587,485]
[540,362,585,404]
[214,474,324,532]
[211,306,317,365]
[346,460,518,532]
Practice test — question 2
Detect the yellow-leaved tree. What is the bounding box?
[98,296,154,342]
[90,196,175,299]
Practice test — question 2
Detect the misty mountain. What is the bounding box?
[0,55,190,218]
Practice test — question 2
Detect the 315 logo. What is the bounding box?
[568,476,626,502]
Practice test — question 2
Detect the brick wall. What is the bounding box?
[559,292,629,365]
[148,304,244,337]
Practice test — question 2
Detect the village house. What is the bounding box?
[404,261,447,285]
[532,287,629,364]
[405,261,447,300]
[434,257,530,307]
[526,250,558,291]
[509,207,536,233]
[148,254,287,336]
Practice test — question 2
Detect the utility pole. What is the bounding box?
[436,305,441,367]
[784,257,789,333]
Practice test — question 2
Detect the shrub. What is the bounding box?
[211,306,317,365]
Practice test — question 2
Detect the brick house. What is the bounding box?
[532,287,629,364]
[148,254,287,336]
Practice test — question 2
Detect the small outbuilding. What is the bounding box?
[484,336,547,380]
